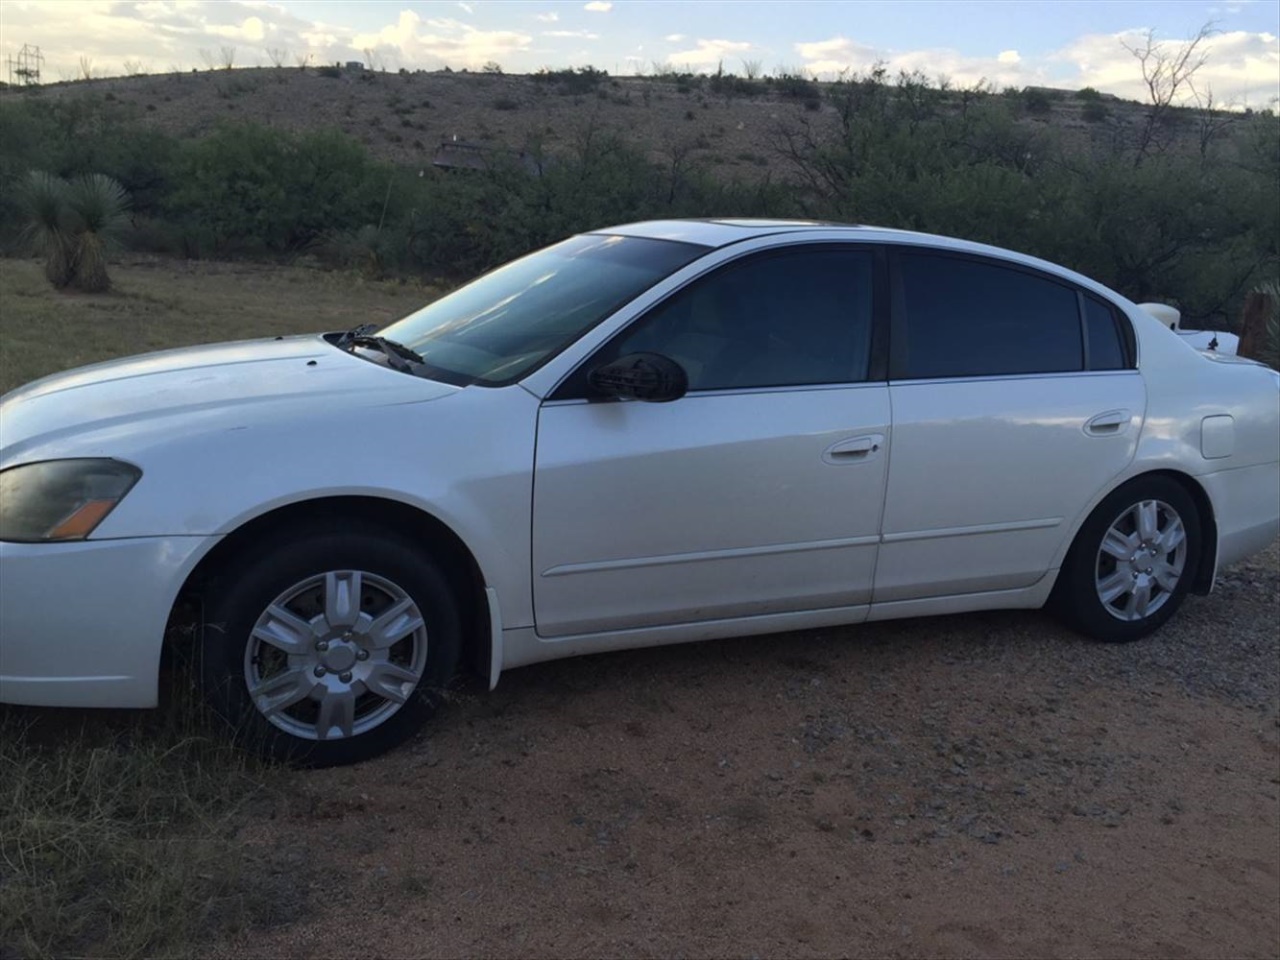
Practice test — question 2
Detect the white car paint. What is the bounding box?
[1,219,1277,712]
[1138,301,1240,356]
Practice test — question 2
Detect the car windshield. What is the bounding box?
[377,234,707,386]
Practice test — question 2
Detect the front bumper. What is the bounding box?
[0,536,212,708]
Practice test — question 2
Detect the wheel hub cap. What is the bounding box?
[1094,499,1188,623]
[243,569,429,741]
[320,641,358,673]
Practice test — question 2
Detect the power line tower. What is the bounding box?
[6,44,44,87]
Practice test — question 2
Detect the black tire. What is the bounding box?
[1052,475,1202,643]
[196,524,460,767]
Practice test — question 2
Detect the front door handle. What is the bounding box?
[824,434,884,463]
[1084,410,1131,436]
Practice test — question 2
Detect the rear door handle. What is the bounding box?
[824,434,884,463]
[1084,410,1131,436]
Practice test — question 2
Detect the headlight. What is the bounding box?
[0,459,141,542]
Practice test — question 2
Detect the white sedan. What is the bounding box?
[2,220,1277,766]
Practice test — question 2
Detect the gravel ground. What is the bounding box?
[213,542,1279,959]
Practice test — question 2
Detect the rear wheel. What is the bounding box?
[1053,476,1201,643]
[197,525,460,766]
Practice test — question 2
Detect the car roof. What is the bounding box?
[591,218,1019,252]
[591,218,1134,313]
[590,218,858,247]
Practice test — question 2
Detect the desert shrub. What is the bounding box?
[0,97,174,235]
[531,66,608,95]
[1077,86,1103,101]
[316,64,341,78]
[1022,87,1053,114]
[772,72,820,102]
[1082,100,1110,122]
[165,123,384,255]
[493,96,519,111]
[708,73,762,98]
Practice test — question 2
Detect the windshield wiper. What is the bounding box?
[335,324,426,373]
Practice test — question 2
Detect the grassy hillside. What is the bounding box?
[0,64,1259,182]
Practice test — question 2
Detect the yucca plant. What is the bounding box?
[63,173,131,292]
[19,171,75,288]
[18,171,131,293]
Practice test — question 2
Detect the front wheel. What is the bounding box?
[1053,476,1202,643]
[197,525,460,766]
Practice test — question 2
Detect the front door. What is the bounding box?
[532,245,890,637]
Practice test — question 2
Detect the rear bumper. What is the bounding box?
[1201,461,1280,572]
[0,536,212,708]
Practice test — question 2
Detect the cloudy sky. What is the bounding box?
[1,1,1277,106]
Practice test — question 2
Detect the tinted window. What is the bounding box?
[602,248,875,391]
[1083,295,1127,370]
[898,253,1083,379]
[378,234,705,385]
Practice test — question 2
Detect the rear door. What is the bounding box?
[874,248,1144,603]
[532,245,891,637]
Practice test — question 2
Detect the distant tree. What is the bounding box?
[1122,23,1213,163]
[265,48,288,69]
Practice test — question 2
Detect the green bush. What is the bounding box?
[165,123,384,255]
[1082,100,1110,122]
[1022,87,1053,115]
[772,72,820,102]
[531,66,608,95]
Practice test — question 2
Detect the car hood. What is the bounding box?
[0,336,459,466]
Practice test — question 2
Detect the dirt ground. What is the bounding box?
[204,541,1280,959]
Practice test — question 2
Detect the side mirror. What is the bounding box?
[588,352,688,403]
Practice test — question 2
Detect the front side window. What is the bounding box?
[586,247,875,393]
[378,234,706,385]
[896,252,1083,379]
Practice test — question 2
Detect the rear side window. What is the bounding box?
[1083,295,1127,370]
[897,252,1083,379]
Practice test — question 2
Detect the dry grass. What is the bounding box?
[0,685,305,959]
[0,256,441,395]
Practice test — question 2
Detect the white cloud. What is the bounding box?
[790,28,1278,105]
[583,1,612,11]
[792,36,882,78]
[543,30,600,40]
[352,13,533,68]
[1053,29,1279,106]
[665,33,686,42]
[457,2,473,13]
[667,38,752,69]
[535,11,559,21]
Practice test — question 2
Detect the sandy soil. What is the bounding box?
[211,544,1279,959]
